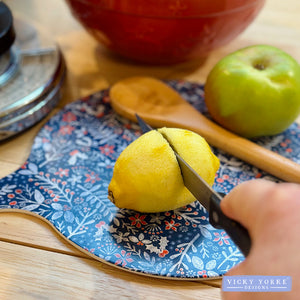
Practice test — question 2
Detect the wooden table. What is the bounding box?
[1,0,299,299]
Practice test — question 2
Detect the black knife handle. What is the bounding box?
[209,192,251,257]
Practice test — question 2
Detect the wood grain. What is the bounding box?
[0,240,222,300]
[1,0,300,298]
[0,212,83,257]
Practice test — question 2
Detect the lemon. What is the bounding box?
[108,128,220,213]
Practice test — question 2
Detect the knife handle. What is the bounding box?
[209,193,251,257]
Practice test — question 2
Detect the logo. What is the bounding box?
[222,276,291,292]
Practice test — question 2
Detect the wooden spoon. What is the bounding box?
[109,77,300,183]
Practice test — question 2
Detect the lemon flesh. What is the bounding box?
[108,128,220,213]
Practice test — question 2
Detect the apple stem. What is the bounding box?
[254,63,266,70]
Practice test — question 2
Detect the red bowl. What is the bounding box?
[65,0,265,64]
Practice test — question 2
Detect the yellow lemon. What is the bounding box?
[108,128,220,213]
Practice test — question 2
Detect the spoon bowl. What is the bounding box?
[109,77,300,183]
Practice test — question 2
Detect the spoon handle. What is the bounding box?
[149,106,300,183]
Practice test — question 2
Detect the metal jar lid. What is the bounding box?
[0,3,66,140]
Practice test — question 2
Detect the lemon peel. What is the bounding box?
[108,127,219,213]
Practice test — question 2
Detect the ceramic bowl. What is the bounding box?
[65,0,265,64]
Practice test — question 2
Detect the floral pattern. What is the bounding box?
[0,80,300,279]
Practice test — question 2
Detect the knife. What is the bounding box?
[136,114,251,257]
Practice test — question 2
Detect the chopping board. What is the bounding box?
[0,80,299,280]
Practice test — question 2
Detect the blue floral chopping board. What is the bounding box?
[0,80,299,280]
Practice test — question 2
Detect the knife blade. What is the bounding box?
[136,114,251,257]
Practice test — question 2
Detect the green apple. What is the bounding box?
[204,45,300,138]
